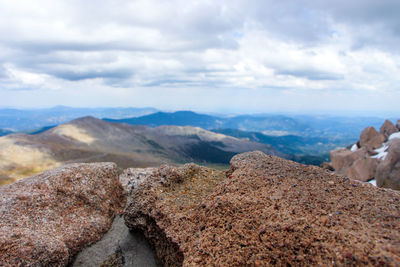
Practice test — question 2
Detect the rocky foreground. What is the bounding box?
[125,151,400,266]
[1,152,400,266]
[0,163,124,266]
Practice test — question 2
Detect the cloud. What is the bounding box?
[275,69,344,81]
[0,0,399,113]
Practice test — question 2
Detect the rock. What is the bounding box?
[125,151,400,266]
[0,163,124,266]
[380,120,398,140]
[397,120,400,130]
[329,147,367,174]
[360,126,385,150]
[345,157,378,182]
[320,162,334,171]
[120,167,157,195]
[376,139,400,190]
[73,215,158,267]
[124,163,227,266]
[330,147,378,182]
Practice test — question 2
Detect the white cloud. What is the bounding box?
[0,0,399,114]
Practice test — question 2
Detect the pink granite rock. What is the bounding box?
[380,120,398,140]
[329,147,367,174]
[345,157,378,182]
[376,139,400,190]
[124,151,400,266]
[360,126,385,150]
[0,163,124,266]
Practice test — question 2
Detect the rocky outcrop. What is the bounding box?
[329,147,378,182]
[0,163,124,266]
[360,126,385,150]
[329,147,366,174]
[345,156,379,182]
[376,139,400,190]
[380,120,398,139]
[329,120,400,189]
[124,151,400,266]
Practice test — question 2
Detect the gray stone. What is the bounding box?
[73,215,158,267]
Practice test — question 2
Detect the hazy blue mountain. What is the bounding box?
[105,111,222,129]
[291,115,386,139]
[212,129,342,165]
[221,115,310,133]
[212,129,328,154]
[26,125,57,135]
[0,129,13,136]
[105,111,311,134]
[0,106,157,131]
[107,111,388,140]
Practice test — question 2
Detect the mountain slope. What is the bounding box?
[0,116,277,185]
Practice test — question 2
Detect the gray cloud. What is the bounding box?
[0,65,6,79]
[275,69,344,81]
[48,68,133,81]
[0,0,399,113]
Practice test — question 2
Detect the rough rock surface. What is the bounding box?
[125,151,400,266]
[0,163,124,266]
[345,157,378,182]
[376,139,400,190]
[380,120,399,140]
[329,147,367,174]
[397,120,400,130]
[73,215,158,267]
[360,126,385,150]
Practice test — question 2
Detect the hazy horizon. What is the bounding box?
[1,1,400,114]
[0,105,398,119]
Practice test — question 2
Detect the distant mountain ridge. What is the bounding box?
[105,111,222,129]
[105,110,389,139]
[0,129,13,136]
[0,116,277,185]
[105,111,310,135]
[0,106,157,131]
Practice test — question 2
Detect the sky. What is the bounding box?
[0,0,400,115]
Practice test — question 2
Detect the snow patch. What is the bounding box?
[350,144,358,152]
[389,132,400,140]
[371,144,388,160]
[368,179,377,186]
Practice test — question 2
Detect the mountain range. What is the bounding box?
[0,116,277,185]
[105,110,389,140]
[1,107,396,185]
